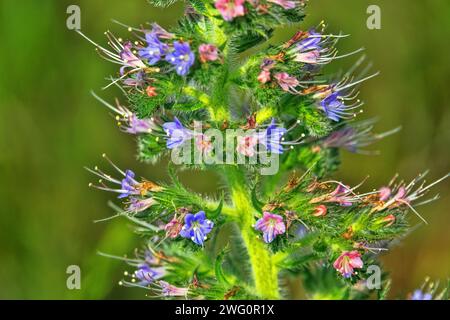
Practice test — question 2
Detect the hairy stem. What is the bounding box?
[223,166,280,299]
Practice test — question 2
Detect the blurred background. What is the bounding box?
[0,0,448,299]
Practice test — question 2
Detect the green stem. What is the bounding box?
[223,166,280,299]
[182,86,229,122]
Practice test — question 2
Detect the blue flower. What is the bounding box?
[134,264,165,286]
[138,33,168,65]
[162,117,192,149]
[411,289,432,300]
[179,211,214,245]
[119,169,139,199]
[296,29,322,52]
[320,92,348,122]
[258,118,287,154]
[166,41,195,76]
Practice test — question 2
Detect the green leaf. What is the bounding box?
[208,194,224,219]
[188,0,208,15]
[215,247,232,285]
[251,183,264,212]
[232,29,274,53]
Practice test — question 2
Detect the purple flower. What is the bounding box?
[328,184,353,206]
[320,92,349,122]
[119,42,146,75]
[126,197,156,213]
[139,33,169,65]
[123,71,146,88]
[254,212,286,243]
[78,31,148,87]
[143,250,159,265]
[312,73,380,121]
[290,29,363,66]
[87,157,142,199]
[162,117,193,149]
[260,58,276,71]
[323,127,358,152]
[296,30,322,52]
[166,41,195,76]
[124,113,155,134]
[135,264,165,286]
[159,281,189,297]
[119,169,139,199]
[179,211,214,245]
[258,119,287,154]
[321,119,400,154]
[148,23,174,40]
[295,50,321,64]
[411,290,432,300]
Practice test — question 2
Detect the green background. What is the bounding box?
[0,0,448,299]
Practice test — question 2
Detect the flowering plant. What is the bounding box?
[81,0,448,300]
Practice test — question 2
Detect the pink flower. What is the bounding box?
[378,186,407,203]
[236,134,258,157]
[254,212,286,243]
[195,134,213,155]
[267,0,296,10]
[294,50,320,64]
[328,184,353,206]
[159,281,189,297]
[378,187,391,201]
[312,204,327,217]
[215,0,246,21]
[198,44,219,63]
[274,72,299,93]
[164,218,183,238]
[257,70,271,83]
[333,251,363,278]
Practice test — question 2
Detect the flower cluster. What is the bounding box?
[79,22,222,94]
[253,26,374,122]
[161,117,303,157]
[82,0,448,301]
